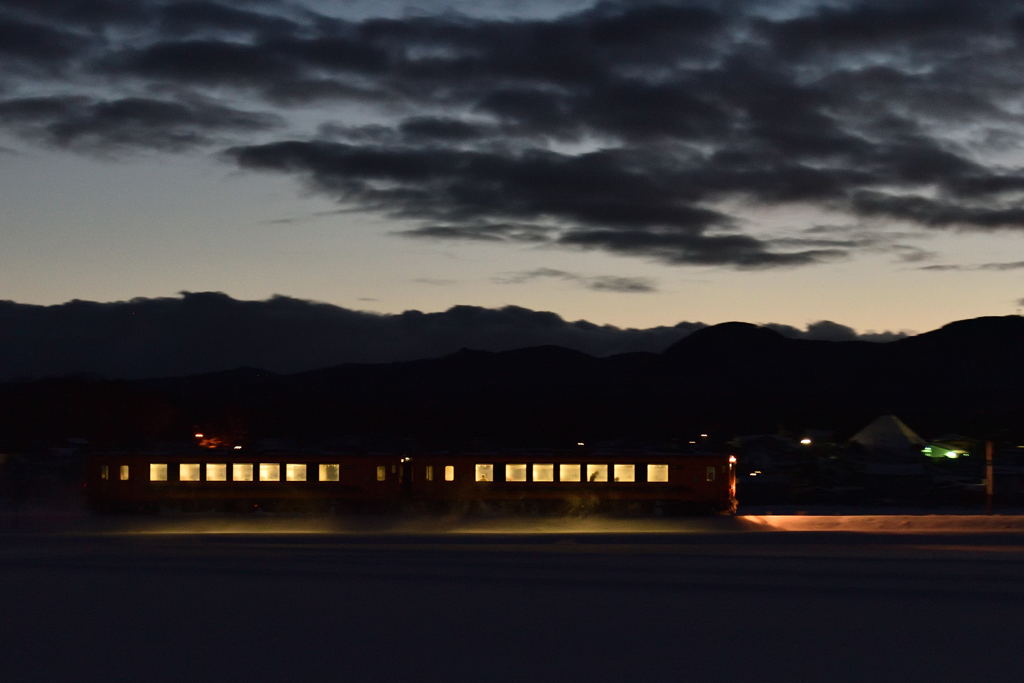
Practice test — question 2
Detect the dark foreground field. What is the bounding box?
[3,514,1024,682]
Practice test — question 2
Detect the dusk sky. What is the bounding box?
[3,0,1024,337]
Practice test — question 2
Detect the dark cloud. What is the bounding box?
[399,222,553,243]
[0,17,86,70]
[3,1,1024,266]
[918,261,1024,272]
[852,191,1024,229]
[765,320,907,343]
[889,245,937,263]
[0,292,911,380]
[756,1,1006,61]
[494,268,656,293]
[411,278,456,286]
[0,95,281,153]
[227,140,836,267]
[983,262,1024,271]
[586,276,656,293]
[557,229,844,268]
[99,40,302,87]
[398,117,491,143]
[158,2,299,37]
[0,0,150,29]
[793,226,938,263]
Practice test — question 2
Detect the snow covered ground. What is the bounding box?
[3,511,1024,681]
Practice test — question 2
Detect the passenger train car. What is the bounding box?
[85,449,738,514]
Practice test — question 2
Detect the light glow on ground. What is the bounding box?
[742,515,1024,533]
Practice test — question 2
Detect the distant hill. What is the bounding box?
[0,316,1020,448]
[0,292,903,380]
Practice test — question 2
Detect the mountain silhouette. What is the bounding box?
[1,316,1021,449]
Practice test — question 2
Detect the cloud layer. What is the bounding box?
[0,292,907,380]
[3,1,1024,269]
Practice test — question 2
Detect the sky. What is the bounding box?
[2,0,1024,338]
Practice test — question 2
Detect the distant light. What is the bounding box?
[576,442,585,446]
[194,433,204,439]
[688,440,697,444]
[945,450,959,459]
[729,455,737,464]
[800,438,812,446]
[699,433,709,438]
[233,445,242,450]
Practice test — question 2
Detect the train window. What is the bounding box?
[475,464,494,482]
[647,464,669,482]
[586,464,609,482]
[559,464,581,482]
[100,465,109,480]
[533,463,554,482]
[319,464,340,482]
[207,463,227,481]
[425,465,434,481]
[706,466,716,483]
[179,463,201,482]
[376,465,386,482]
[149,463,168,482]
[506,464,527,482]
[233,463,254,482]
[119,465,129,481]
[286,464,306,482]
[613,464,635,482]
[444,465,455,482]
[260,463,281,481]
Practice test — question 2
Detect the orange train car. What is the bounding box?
[86,451,404,513]
[85,449,737,514]
[410,451,737,514]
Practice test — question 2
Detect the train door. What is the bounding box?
[400,457,414,499]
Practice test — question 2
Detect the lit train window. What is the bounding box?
[533,464,554,482]
[179,463,201,481]
[586,464,608,482]
[149,463,168,481]
[206,463,227,481]
[613,464,635,482]
[233,463,253,482]
[286,464,306,481]
[260,463,280,481]
[706,466,716,483]
[319,464,340,482]
[475,464,494,482]
[100,465,109,480]
[425,465,434,481]
[559,464,581,482]
[119,465,129,481]
[506,464,527,482]
[647,464,669,482]
[376,465,386,481]
[444,465,454,482]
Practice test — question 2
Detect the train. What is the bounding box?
[85,448,738,514]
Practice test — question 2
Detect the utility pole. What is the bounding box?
[985,440,994,514]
